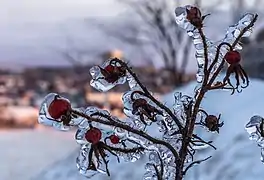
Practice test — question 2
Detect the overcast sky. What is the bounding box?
[0,0,260,69]
[1,0,123,23]
[0,0,124,67]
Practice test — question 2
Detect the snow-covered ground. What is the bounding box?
[163,76,264,180]
[5,77,264,180]
[0,129,77,180]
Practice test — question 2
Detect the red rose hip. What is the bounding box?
[110,135,120,144]
[224,50,241,64]
[85,127,102,144]
[104,64,115,73]
[48,98,71,119]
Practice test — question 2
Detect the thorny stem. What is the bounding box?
[38,12,258,180]
[192,134,217,150]
[183,156,212,175]
[103,144,145,154]
[207,42,233,75]
[110,58,184,132]
[198,28,209,74]
[175,14,258,180]
[71,109,180,162]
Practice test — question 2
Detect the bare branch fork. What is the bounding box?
[71,109,180,161]
[37,6,258,180]
[174,13,258,180]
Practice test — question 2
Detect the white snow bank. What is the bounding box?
[163,76,264,180]
[0,129,77,180]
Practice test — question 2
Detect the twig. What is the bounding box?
[198,28,209,74]
[207,42,233,75]
[71,109,180,161]
[111,58,184,131]
[191,134,217,150]
[175,13,258,180]
[152,163,163,180]
[103,144,145,154]
[208,14,258,87]
[183,156,212,175]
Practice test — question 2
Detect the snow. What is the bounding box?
[31,76,264,180]
[0,129,77,180]
[163,75,264,180]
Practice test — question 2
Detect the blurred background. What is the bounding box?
[1,0,264,179]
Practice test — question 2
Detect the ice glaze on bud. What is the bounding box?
[100,64,126,83]
[224,50,241,64]
[48,98,71,120]
[85,127,102,144]
[109,135,120,144]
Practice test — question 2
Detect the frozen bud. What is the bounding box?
[85,127,102,144]
[90,59,127,92]
[109,134,120,144]
[38,93,72,131]
[186,6,203,28]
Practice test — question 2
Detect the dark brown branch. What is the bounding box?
[208,14,258,87]
[232,14,258,47]
[71,109,180,161]
[103,144,145,154]
[152,163,162,180]
[90,112,120,123]
[111,58,184,131]
[175,14,258,180]
[191,134,217,150]
[183,156,212,175]
[158,151,164,180]
[198,28,209,74]
[207,42,233,74]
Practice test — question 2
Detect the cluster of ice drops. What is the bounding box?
[37,4,261,180]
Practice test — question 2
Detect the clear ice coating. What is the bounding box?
[126,73,140,90]
[90,60,127,92]
[175,6,255,83]
[76,144,107,176]
[36,6,258,180]
[122,89,163,128]
[221,13,255,50]
[38,93,71,131]
[245,115,264,163]
[173,92,193,125]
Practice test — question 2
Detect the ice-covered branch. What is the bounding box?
[36,4,258,180]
